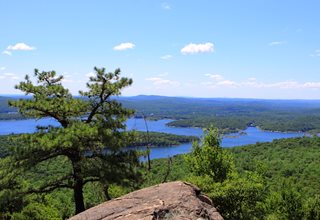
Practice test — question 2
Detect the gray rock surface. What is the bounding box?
[69,181,223,220]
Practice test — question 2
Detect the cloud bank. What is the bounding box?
[203,74,320,89]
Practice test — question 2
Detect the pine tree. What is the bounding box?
[4,67,141,214]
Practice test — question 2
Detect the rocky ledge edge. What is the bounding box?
[69,181,223,220]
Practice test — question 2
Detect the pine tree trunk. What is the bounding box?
[71,156,85,214]
[74,179,85,214]
[103,184,111,201]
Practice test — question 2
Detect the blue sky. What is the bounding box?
[1,0,320,99]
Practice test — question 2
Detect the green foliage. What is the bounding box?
[0,67,142,216]
[184,128,266,219]
[0,135,16,157]
[185,128,235,182]
[229,137,320,219]
[262,183,304,220]
[188,172,266,220]
[231,137,320,196]
[10,202,60,220]
[304,195,320,220]
[141,135,320,220]
[142,155,189,187]
[131,131,199,147]
[211,173,265,220]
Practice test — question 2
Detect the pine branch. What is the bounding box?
[23,175,73,195]
[83,177,100,185]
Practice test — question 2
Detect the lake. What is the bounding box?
[0,118,304,159]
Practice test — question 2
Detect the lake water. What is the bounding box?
[0,118,304,159]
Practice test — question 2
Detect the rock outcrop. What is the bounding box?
[69,181,223,220]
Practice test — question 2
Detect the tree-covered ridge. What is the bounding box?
[131,131,199,147]
[120,96,320,134]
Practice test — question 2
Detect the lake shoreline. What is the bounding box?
[0,118,305,159]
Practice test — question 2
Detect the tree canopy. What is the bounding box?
[0,67,142,215]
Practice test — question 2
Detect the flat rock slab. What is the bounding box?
[69,181,223,220]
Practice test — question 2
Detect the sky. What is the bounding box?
[1,0,320,99]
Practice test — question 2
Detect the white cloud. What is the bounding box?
[161,2,171,10]
[181,42,214,55]
[2,50,12,56]
[160,54,173,60]
[268,41,286,46]
[203,74,320,90]
[0,67,5,71]
[7,42,35,51]
[302,82,320,89]
[113,42,135,51]
[3,42,35,56]
[146,77,180,87]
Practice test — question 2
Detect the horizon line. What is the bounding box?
[1,93,320,101]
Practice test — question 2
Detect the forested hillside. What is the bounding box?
[2,95,320,134]
[2,133,319,219]
[120,96,320,134]
[144,136,320,219]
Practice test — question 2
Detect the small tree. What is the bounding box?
[2,67,141,214]
[185,128,235,182]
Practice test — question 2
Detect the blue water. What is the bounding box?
[0,118,304,159]
[0,118,60,135]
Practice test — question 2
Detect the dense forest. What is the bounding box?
[1,131,319,219]
[144,136,320,219]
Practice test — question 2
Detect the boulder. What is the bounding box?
[69,181,223,220]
